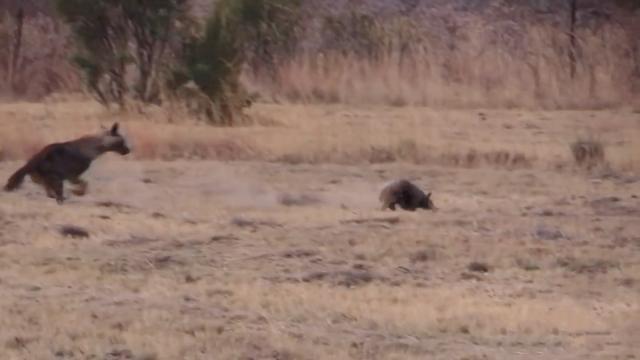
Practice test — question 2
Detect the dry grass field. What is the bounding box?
[1,100,640,359]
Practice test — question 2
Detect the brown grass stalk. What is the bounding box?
[252,22,637,110]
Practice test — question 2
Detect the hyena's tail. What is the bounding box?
[4,163,32,191]
[4,144,51,192]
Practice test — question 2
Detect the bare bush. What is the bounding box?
[170,0,301,125]
[0,11,79,99]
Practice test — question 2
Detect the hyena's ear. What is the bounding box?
[110,122,119,135]
[426,192,432,199]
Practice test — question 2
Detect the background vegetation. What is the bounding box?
[0,5,639,357]
[0,0,638,121]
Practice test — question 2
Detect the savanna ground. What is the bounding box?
[0,100,639,359]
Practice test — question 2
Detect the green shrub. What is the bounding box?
[56,0,190,107]
[170,0,300,125]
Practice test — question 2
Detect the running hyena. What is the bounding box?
[4,123,130,204]
[379,179,436,211]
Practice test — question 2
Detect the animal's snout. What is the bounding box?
[119,146,131,155]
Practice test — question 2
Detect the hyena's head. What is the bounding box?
[101,123,131,155]
[418,192,436,211]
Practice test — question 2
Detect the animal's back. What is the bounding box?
[379,179,429,210]
[380,179,410,201]
[4,142,92,191]
[36,142,93,178]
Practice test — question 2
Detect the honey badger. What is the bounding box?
[379,179,436,211]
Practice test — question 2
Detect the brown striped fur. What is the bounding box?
[4,123,130,204]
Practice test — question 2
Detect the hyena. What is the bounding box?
[4,123,130,204]
[379,179,436,211]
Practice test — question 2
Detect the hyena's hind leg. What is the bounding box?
[44,177,65,204]
[69,178,88,196]
[30,173,57,199]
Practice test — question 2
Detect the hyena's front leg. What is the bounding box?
[69,178,88,196]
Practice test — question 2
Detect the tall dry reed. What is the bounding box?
[252,15,638,109]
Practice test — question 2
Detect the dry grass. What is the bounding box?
[1,100,639,174]
[252,19,639,110]
[0,153,639,359]
[0,100,638,359]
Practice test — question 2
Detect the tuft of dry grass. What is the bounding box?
[556,256,620,275]
[571,138,606,169]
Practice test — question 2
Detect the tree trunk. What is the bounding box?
[568,0,578,79]
[8,6,24,94]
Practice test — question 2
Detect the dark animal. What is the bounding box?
[4,123,130,204]
[379,179,436,211]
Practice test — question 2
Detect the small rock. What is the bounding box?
[5,336,31,350]
[409,249,436,263]
[534,225,565,240]
[301,270,377,287]
[353,263,369,270]
[58,225,90,239]
[230,217,282,229]
[617,278,635,288]
[336,271,375,287]
[210,234,238,242]
[590,196,621,207]
[184,273,198,283]
[467,261,491,273]
[104,348,133,360]
[281,249,318,258]
[535,209,559,217]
